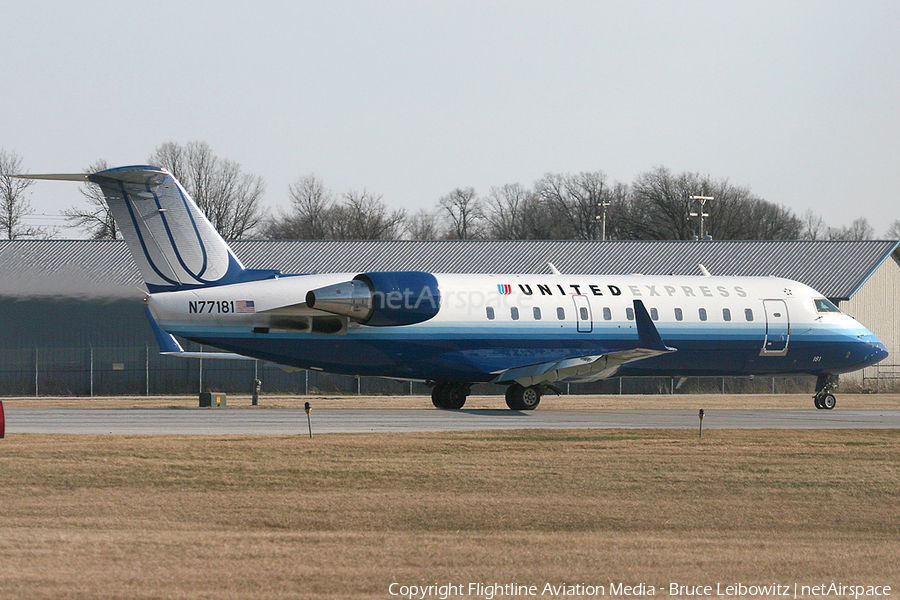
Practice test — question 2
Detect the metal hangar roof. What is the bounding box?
[0,239,897,301]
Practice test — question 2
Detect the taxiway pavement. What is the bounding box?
[5,407,900,435]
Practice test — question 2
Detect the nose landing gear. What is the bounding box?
[813,374,838,410]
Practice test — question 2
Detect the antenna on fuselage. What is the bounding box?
[698,264,712,277]
[547,262,561,275]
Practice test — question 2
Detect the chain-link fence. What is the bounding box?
[0,345,824,397]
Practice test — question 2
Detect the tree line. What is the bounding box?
[0,142,894,241]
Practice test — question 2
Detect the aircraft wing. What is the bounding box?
[491,300,676,386]
[491,347,673,386]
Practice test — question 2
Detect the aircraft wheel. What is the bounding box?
[505,383,541,410]
[814,375,838,410]
[431,383,467,410]
[504,385,518,408]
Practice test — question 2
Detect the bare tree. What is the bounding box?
[600,181,632,240]
[738,198,802,239]
[62,159,119,239]
[483,183,533,239]
[534,172,610,240]
[828,217,875,241]
[625,167,801,240]
[800,209,828,240]
[886,219,900,240]
[406,208,442,240]
[439,187,483,239]
[626,167,706,240]
[331,190,406,239]
[0,149,42,239]
[265,174,335,239]
[515,196,568,239]
[266,175,405,240]
[707,182,801,240]
[148,141,266,239]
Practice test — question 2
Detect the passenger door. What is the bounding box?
[761,299,790,356]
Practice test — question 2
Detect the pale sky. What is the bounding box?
[3,1,898,237]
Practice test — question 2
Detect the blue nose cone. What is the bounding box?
[857,335,889,370]
[872,339,889,364]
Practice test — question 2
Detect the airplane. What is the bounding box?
[20,165,888,410]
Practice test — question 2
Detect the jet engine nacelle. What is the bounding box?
[306,271,441,326]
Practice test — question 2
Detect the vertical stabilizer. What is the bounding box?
[88,165,274,292]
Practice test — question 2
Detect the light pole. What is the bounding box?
[596,201,611,241]
[689,195,714,239]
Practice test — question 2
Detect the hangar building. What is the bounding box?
[0,239,897,396]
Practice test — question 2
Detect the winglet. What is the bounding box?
[633,300,674,352]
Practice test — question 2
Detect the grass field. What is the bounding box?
[0,426,898,599]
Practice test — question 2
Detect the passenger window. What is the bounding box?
[533,307,541,320]
[626,307,635,321]
[556,307,565,320]
[674,307,683,321]
[603,307,612,321]
[579,307,588,320]
[650,307,659,321]
[486,307,495,320]
[699,308,708,321]
[722,308,731,321]
[745,308,754,321]
[511,307,519,320]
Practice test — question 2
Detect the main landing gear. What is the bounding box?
[813,374,838,410]
[505,383,542,410]
[431,382,469,410]
[430,382,546,410]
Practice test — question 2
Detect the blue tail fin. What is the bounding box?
[88,166,277,292]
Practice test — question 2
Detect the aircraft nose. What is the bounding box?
[858,334,889,368]
[873,339,889,363]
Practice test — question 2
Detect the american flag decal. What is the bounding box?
[498,284,512,295]
[235,300,256,313]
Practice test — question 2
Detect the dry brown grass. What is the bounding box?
[0,429,898,599]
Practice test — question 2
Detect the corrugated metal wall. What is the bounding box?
[842,253,900,390]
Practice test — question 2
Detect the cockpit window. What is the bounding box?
[814,298,841,313]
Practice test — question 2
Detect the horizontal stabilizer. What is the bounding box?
[145,307,253,360]
[14,173,88,182]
